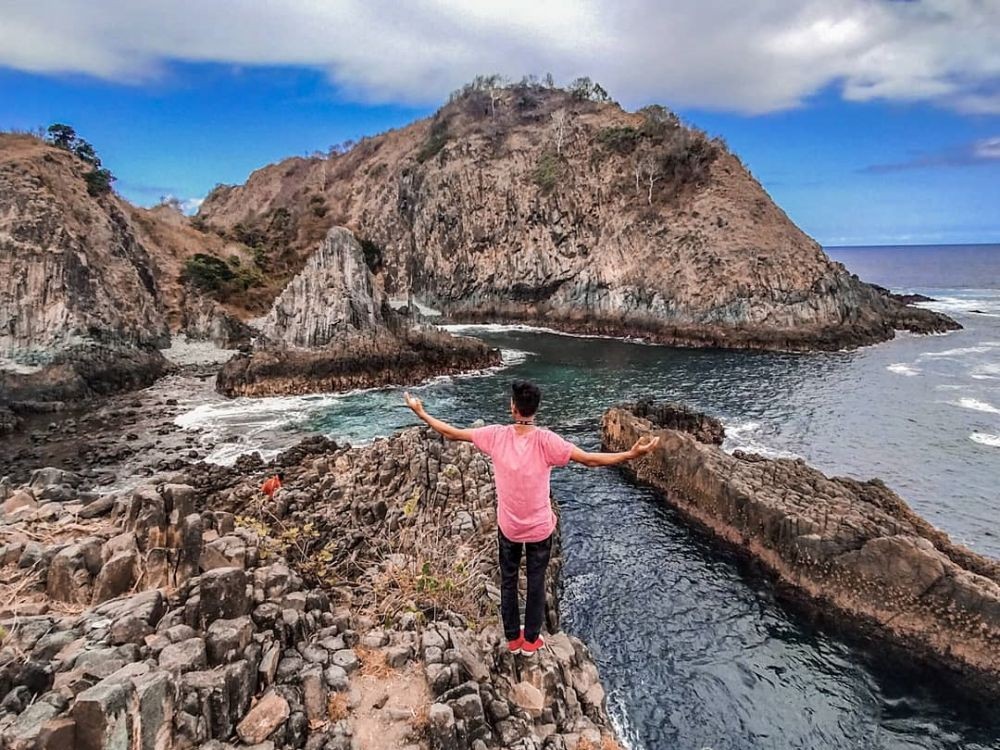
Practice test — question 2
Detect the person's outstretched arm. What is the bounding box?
[569,435,660,467]
[404,392,474,442]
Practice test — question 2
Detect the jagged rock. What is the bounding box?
[92,550,138,604]
[46,544,93,604]
[330,649,358,674]
[300,666,326,722]
[198,567,249,626]
[427,701,461,750]
[3,700,60,750]
[511,682,545,718]
[133,671,174,750]
[158,638,207,674]
[236,690,289,744]
[1,492,38,520]
[206,617,253,664]
[603,401,1000,695]
[110,615,152,646]
[215,227,500,398]
[72,680,131,750]
[36,716,77,750]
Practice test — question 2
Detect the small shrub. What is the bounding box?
[416,116,449,163]
[84,167,114,196]
[596,126,640,154]
[184,253,236,292]
[532,151,563,193]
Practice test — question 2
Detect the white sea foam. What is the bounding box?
[970,432,1000,448]
[917,292,1000,318]
[439,322,652,345]
[954,398,1000,415]
[918,343,1000,359]
[721,420,801,460]
[887,363,920,376]
[174,346,529,464]
[970,363,1000,380]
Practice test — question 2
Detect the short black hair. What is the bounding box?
[511,380,541,417]
[277,472,285,480]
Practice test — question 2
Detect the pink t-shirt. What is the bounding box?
[470,425,575,543]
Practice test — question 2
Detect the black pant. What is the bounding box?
[498,529,552,642]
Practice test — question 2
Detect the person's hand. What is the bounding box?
[403,391,426,417]
[629,435,660,458]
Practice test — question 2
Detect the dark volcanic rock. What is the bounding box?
[626,399,725,444]
[602,401,1000,698]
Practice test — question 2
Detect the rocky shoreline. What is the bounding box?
[439,287,959,353]
[216,329,501,399]
[601,400,1000,698]
[0,427,620,750]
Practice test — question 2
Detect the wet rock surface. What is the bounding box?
[0,427,618,749]
[602,400,1000,698]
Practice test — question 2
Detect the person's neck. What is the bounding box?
[513,417,535,426]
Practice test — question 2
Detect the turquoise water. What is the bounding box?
[177,244,1000,749]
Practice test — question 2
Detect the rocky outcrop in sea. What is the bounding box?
[0,428,618,750]
[216,227,501,397]
[602,401,1000,698]
[198,83,959,352]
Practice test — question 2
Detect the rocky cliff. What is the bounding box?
[602,401,1000,697]
[199,82,958,351]
[0,135,261,410]
[0,134,172,405]
[0,429,619,750]
[217,227,500,397]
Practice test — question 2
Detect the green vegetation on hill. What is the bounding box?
[45,124,115,196]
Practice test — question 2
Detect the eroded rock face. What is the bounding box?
[0,134,170,405]
[216,226,501,397]
[199,87,958,351]
[602,401,1000,695]
[262,227,385,347]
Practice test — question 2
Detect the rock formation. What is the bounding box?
[198,82,958,351]
[217,227,500,397]
[602,401,1000,697]
[0,134,172,405]
[0,135,258,411]
[0,428,619,750]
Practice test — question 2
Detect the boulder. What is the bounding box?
[199,567,250,626]
[236,690,290,744]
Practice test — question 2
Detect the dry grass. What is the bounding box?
[410,704,430,737]
[367,519,493,625]
[327,693,349,722]
[356,646,395,679]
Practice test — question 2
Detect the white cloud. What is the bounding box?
[0,0,997,114]
[974,137,1000,159]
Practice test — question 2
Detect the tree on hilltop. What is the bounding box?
[45,123,116,196]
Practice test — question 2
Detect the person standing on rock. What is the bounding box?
[404,380,659,655]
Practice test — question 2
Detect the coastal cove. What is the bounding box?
[1,246,997,749]
[160,246,999,749]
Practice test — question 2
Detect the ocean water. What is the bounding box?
[176,244,1000,749]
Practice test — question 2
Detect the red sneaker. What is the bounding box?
[520,635,545,656]
[507,631,524,654]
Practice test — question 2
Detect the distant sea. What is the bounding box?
[174,243,1000,749]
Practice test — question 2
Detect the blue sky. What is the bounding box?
[1,1,998,246]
